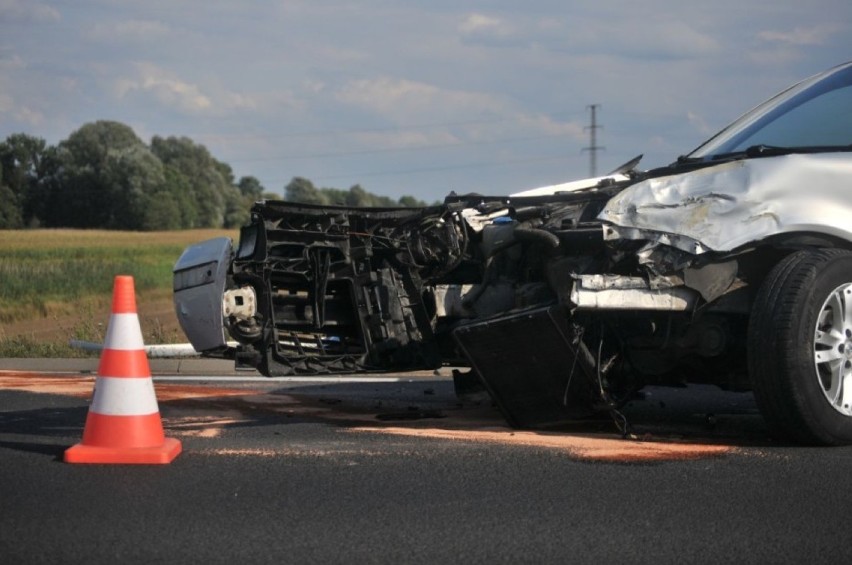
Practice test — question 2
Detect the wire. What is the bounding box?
[595,332,632,439]
[290,153,583,184]
[227,131,578,164]
[190,110,586,142]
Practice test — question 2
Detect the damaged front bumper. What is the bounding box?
[173,237,233,353]
[173,187,753,430]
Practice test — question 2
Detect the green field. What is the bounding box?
[0,229,236,357]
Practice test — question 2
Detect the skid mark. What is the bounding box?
[0,372,95,397]
[215,395,736,462]
[156,393,740,462]
[200,447,389,458]
[205,448,281,457]
[348,426,734,463]
[165,414,250,438]
[154,385,259,402]
[2,370,740,462]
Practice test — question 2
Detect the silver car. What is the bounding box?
[175,61,852,444]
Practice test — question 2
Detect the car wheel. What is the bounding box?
[748,249,852,445]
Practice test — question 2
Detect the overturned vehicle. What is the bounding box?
[175,62,852,445]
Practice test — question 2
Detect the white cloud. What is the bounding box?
[336,77,508,122]
[567,18,721,59]
[329,76,585,163]
[303,80,326,94]
[0,47,48,129]
[112,63,287,120]
[222,91,258,111]
[1,0,850,200]
[758,24,847,46]
[89,19,171,42]
[0,87,45,126]
[458,12,520,47]
[747,47,805,67]
[14,106,45,126]
[687,111,714,135]
[0,90,12,115]
[0,0,60,23]
[114,63,213,113]
[454,10,722,59]
[354,129,461,150]
[314,45,368,63]
[516,114,585,140]
[459,14,507,35]
[0,53,25,70]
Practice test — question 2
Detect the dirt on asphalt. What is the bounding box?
[0,370,739,464]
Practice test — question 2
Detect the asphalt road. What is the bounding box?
[2,365,852,564]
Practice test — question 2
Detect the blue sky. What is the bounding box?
[1,0,850,202]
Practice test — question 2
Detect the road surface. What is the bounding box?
[2,365,851,564]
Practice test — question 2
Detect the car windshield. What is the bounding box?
[688,62,852,160]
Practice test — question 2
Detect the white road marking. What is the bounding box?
[151,375,428,384]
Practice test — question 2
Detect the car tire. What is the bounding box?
[749,249,852,445]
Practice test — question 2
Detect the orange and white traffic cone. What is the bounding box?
[65,275,182,464]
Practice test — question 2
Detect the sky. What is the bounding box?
[1,0,850,203]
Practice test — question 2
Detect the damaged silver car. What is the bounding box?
[174,61,852,445]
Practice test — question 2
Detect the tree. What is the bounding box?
[237,176,265,199]
[3,124,433,230]
[103,144,167,229]
[0,133,49,226]
[0,183,24,229]
[139,188,182,231]
[151,136,234,228]
[159,166,197,229]
[223,189,251,228]
[284,177,327,205]
[60,121,142,170]
[284,177,429,208]
[49,121,163,229]
[398,195,427,207]
[344,184,370,207]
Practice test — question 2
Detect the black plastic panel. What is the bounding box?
[453,306,594,429]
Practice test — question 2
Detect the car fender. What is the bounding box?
[599,153,852,253]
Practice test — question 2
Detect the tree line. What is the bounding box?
[0,120,429,231]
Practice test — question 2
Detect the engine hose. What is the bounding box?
[513,227,561,248]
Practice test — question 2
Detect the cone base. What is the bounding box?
[64,437,182,465]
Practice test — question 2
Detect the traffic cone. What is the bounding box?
[65,275,182,464]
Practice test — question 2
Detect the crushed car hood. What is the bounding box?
[599,153,852,253]
[511,173,630,197]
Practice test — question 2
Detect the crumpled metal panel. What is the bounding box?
[599,153,852,253]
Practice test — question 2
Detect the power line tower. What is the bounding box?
[582,104,604,177]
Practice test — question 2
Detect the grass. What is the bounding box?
[0,229,236,357]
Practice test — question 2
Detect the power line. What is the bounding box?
[190,110,586,142]
[270,153,584,185]
[227,131,579,164]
